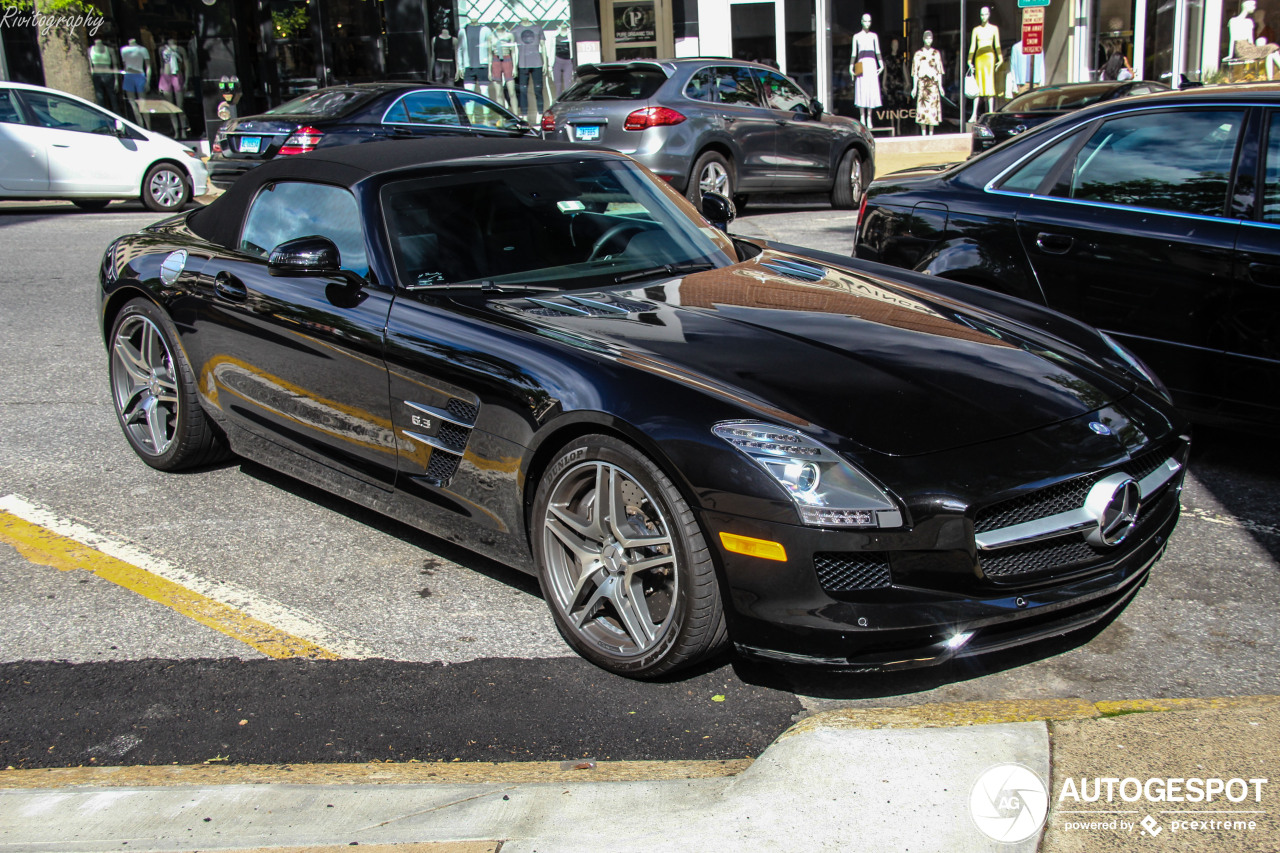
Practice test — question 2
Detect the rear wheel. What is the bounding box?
[141,162,190,212]
[532,434,727,678]
[831,148,865,209]
[685,151,733,210]
[72,199,111,211]
[109,298,228,470]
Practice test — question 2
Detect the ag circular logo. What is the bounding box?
[970,763,1049,843]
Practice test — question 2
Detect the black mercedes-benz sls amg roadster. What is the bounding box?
[98,137,1189,678]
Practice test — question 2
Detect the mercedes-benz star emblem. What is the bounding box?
[1084,473,1141,547]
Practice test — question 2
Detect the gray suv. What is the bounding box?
[541,59,875,210]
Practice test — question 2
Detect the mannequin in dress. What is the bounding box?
[159,38,189,136]
[912,30,944,136]
[848,14,883,128]
[967,6,1002,121]
[1227,0,1280,79]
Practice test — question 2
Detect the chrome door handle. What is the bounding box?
[1035,232,1074,255]
[213,270,247,302]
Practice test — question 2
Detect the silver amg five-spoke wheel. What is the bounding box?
[543,460,679,656]
[111,313,179,457]
[533,435,726,677]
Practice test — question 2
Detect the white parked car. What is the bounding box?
[0,81,207,212]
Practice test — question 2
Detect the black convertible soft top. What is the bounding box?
[187,137,611,249]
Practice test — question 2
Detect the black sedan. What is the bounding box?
[208,82,536,188]
[970,80,1167,154]
[100,138,1188,678]
[857,83,1280,431]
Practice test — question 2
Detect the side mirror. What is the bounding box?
[268,235,364,286]
[113,118,129,138]
[809,98,824,119]
[700,191,736,231]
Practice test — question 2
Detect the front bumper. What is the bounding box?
[705,432,1186,671]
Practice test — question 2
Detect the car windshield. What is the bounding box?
[557,68,667,102]
[266,88,371,117]
[381,157,735,291]
[1003,84,1119,112]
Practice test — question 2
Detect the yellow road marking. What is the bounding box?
[0,509,340,660]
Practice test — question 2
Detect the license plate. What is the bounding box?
[239,136,261,153]
[575,125,602,142]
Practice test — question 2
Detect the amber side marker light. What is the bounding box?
[718,531,788,562]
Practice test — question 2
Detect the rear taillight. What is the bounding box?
[279,126,323,155]
[623,107,686,131]
[541,113,556,133]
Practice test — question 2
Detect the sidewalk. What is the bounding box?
[2,696,1275,852]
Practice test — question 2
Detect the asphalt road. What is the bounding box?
[1,199,1277,771]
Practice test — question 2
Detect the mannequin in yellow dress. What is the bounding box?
[967,6,1002,121]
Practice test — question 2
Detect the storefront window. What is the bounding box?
[457,0,569,116]
[1093,0,1134,79]
[321,0,387,83]
[785,0,817,93]
[266,0,319,99]
[1144,0,1206,84]
[732,2,776,65]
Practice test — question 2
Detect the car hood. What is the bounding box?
[492,251,1131,456]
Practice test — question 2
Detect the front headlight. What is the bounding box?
[1099,331,1170,400]
[713,421,902,528]
[973,125,994,138]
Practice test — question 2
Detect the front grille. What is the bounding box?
[974,476,1092,534]
[978,488,1178,580]
[974,447,1178,536]
[425,450,460,482]
[981,538,1101,578]
[815,552,892,592]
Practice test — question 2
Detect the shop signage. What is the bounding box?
[1021,6,1045,54]
[614,1,656,43]
[1017,0,1049,7]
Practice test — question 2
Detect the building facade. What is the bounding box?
[0,0,1268,139]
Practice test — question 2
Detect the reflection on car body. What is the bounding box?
[100,137,1187,678]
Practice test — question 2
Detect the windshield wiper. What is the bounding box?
[405,280,561,293]
[614,262,716,284]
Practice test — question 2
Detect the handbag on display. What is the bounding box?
[854,60,865,77]
[964,71,979,98]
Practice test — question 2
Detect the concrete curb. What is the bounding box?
[783,694,1280,737]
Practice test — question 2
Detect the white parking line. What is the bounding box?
[0,493,375,659]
